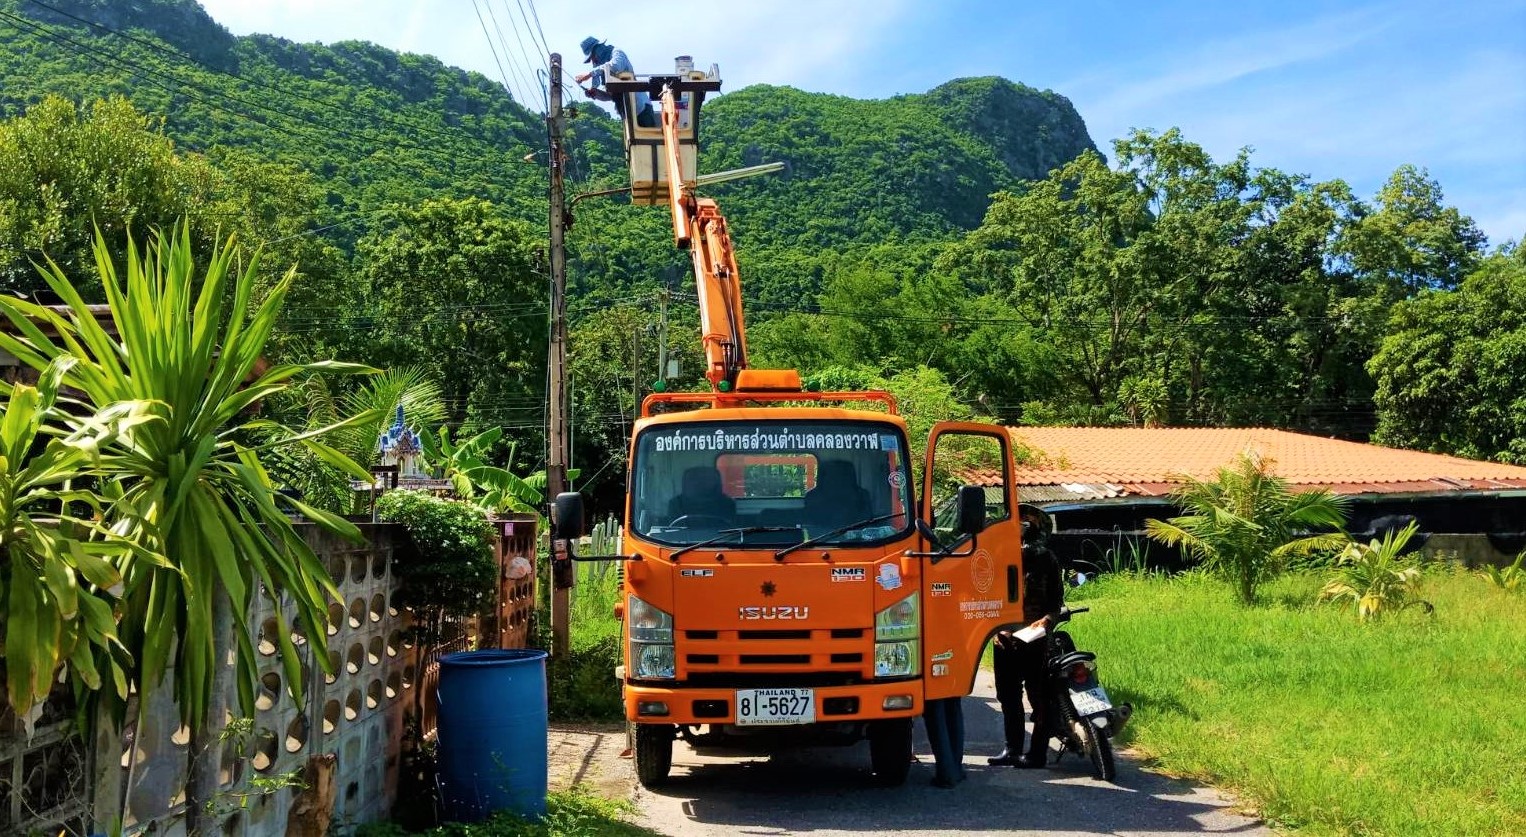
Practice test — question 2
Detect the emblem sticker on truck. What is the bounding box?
[831,567,866,583]
[680,568,714,578]
[877,563,902,591]
[930,582,952,597]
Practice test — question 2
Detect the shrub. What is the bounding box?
[1479,550,1525,592]
[377,490,497,619]
[1319,522,1433,619]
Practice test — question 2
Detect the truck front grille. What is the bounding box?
[677,627,872,682]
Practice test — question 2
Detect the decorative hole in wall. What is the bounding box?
[323,699,340,734]
[350,554,367,584]
[386,671,401,699]
[371,551,387,579]
[347,642,365,675]
[325,650,340,684]
[387,630,403,657]
[251,728,278,772]
[257,671,282,711]
[388,591,401,617]
[348,598,365,629]
[369,593,385,623]
[367,678,382,709]
[368,636,383,666]
[345,688,362,721]
[285,713,309,753]
[327,602,344,636]
[402,667,414,690]
[258,617,279,655]
[171,724,192,746]
[346,781,360,801]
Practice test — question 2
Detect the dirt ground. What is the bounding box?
[546,722,636,801]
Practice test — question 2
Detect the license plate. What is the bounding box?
[1070,685,1112,715]
[735,688,816,726]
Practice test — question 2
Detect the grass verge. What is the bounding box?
[1065,568,1526,835]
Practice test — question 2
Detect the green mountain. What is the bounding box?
[0,0,1095,292]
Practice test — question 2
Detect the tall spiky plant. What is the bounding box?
[1146,452,1351,603]
[0,360,160,719]
[1320,522,1432,619]
[0,224,374,829]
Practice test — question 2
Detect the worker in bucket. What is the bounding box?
[574,36,656,127]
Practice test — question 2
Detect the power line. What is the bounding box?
[491,0,546,110]
[472,0,535,109]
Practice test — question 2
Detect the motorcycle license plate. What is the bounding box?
[735,688,816,726]
[1071,685,1112,715]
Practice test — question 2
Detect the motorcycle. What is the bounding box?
[1040,604,1131,781]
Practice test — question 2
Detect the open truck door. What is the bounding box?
[918,422,1025,700]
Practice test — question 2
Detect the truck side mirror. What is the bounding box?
[553,492,586,539]
[955,485,986,536]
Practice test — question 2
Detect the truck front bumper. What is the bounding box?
[624,680,922,725]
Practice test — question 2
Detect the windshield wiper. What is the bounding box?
[773,512,909,561]
[670,526,799,561]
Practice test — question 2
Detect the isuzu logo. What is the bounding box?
[738,605,810,620]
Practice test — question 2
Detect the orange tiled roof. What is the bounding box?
[970,427,1526,498]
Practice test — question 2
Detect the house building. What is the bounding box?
[964,427,1526,570]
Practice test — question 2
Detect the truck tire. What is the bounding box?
[868,718,913,787]
[633,722,673,789]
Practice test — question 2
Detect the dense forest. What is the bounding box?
[0,0,1521,508]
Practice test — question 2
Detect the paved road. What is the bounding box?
[635,670,1270,836]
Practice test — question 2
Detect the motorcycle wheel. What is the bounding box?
[1075,716,1116,781]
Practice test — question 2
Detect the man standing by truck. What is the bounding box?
[989,519,1064,767]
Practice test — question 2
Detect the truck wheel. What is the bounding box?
[868,718,913,787]
[633,722,674,789]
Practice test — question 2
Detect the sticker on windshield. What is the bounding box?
[877,563,902,591]
[652,427,884,453]
[887,471,906,488]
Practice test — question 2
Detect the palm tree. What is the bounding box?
[1320,522,1431,619]
[1146,451,1350,603]
[0,224,374,830]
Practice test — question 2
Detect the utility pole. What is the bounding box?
[656,289,670,386]
[546,52,572,657]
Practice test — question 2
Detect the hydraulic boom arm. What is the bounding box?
[659,84,748,392]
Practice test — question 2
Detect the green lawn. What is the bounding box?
[1064,569,1526,835]
[358,787,660,836]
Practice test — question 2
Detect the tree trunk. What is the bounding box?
[185,586,233,835]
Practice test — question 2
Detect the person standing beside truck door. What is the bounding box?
[989,521,1064,767]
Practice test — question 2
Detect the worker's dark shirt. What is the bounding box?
[1022,543,1063,623]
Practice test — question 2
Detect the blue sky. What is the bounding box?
[196,0,1526,245]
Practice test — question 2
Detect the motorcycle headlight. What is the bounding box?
[874,640,918,678]
[874,593,919,641]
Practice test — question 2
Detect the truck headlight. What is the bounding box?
[874,640,918,677]
[874,593,919,677]
[875,593,919,641]
[628,595,675,679]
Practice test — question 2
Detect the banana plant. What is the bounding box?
[420,425,577,515]
[0,359,161,719]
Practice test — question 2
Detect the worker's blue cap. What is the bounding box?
[579,37,605,63]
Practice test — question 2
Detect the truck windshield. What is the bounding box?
[631,420,914,548]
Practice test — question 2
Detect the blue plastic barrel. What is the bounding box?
[435,648,550,821]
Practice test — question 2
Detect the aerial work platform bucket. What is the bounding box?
[605,62,722,206]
